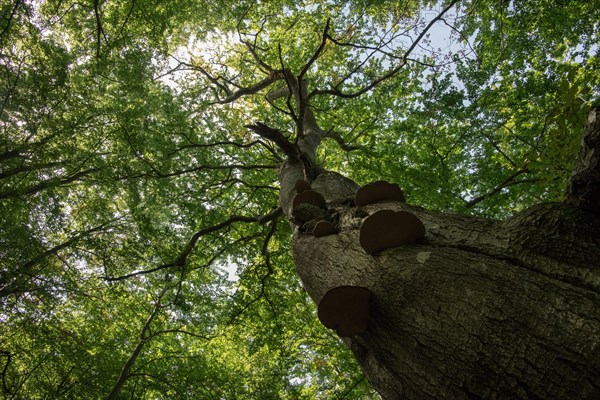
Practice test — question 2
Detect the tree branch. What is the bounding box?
[323,129,361,152]
[245,122,296,158]
[175,207,282,267]
[106,293,163,400]
[298,18,330,81]
[0,0,22,44]
[93,0,107,59]
[210,71,283,104]
[242,39,275,74]
[0,168,100,199]
[297,76,320,139]
[125,163,277,180]
[104,207,282,282]
[465,168,534,208]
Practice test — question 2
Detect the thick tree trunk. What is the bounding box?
[278,107,600,399]
[292,201,600,399]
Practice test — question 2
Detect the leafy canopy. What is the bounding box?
[1,0,598,398]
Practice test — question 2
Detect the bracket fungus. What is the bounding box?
[291,190,327,224]
[295,179,311,193]
[292,189,326,210]
[359,209,425,255]
[317,286,372,337]
[355,180,405,206]
[312,220,337,237]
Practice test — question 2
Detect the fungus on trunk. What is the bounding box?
[359,209,426,255]
[317,286,372,337]
[291,190,327,224]
[312,220,337,237]
[295,179,311,193]
[355,180,406,206]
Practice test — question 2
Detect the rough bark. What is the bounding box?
[277,107,600,399]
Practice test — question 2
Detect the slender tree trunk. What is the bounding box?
[280,107,600,399]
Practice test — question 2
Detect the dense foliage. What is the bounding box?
[1,0,598,398]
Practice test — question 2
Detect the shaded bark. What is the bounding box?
[566,106,600,212]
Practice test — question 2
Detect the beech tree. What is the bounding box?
[1,0,599,399]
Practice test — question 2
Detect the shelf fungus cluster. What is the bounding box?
[291,180,338,236]
[317,286,372,337]
[355,180,425,255]
[307,180,425,336]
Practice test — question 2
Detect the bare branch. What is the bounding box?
[0,161,65,180]
[93,0,108,59]
[261,216,280,275]
[148,328,212,340]
[104,208,281,282]
[0,168,100,199]
[107,293,164,400]
[481,132,519,169]
[125,163,277,180]
[242,40,275,74]
[168,136,282,162]
[266,85,291,102]
[276,50,299,124]
[0,0,22,44]
[181,60,232,98]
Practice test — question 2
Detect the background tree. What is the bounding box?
[1,0,599,399]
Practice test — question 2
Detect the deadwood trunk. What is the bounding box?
[279,107,600,399]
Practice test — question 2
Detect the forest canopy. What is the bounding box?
[1,0,599,398]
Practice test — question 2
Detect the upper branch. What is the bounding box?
[211,71,283,104]
[309,0,460,100]
[298,18,331,81]
[106,290,165,400]
[245,122,296,159]
[464,168,537,208]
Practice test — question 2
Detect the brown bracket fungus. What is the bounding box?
[317,286,372,337]
[291,190,327,224]
[312,220,337,237]
[292,190,326,210]
[359,209,425,255]
[295,179,311,193]
[355,180,406,206]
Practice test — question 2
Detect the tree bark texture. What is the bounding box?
[278,107,600,399]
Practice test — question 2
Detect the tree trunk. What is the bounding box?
[280,107,600,399]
